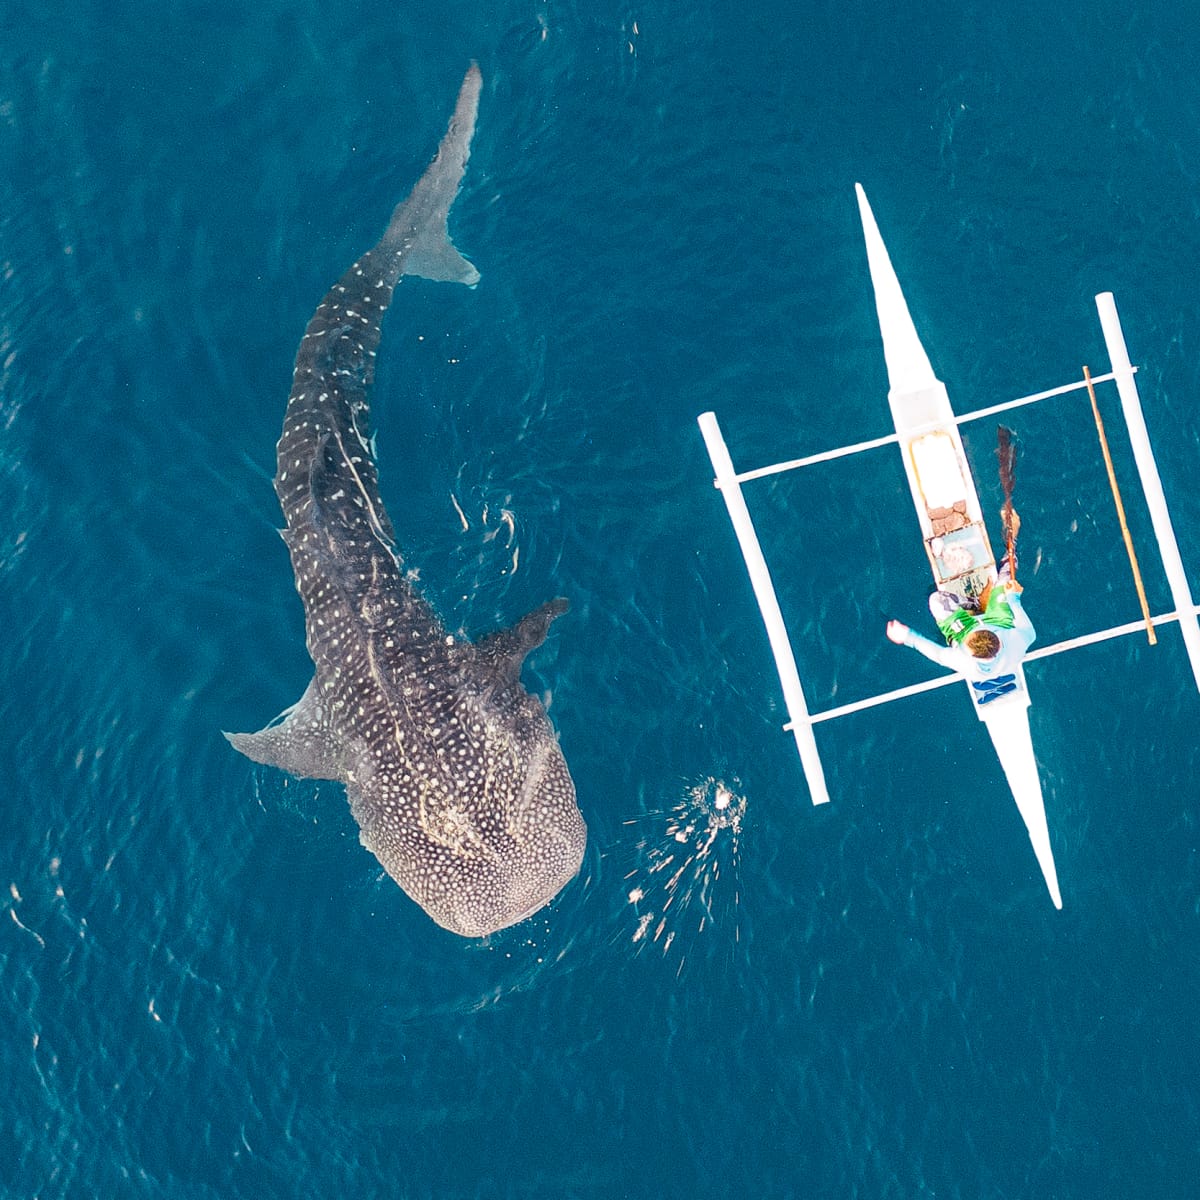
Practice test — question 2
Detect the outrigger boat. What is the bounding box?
[698,184,1200,909]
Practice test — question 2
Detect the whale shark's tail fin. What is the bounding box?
[383,62,482,287]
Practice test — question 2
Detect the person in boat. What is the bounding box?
[886,558,1035,681]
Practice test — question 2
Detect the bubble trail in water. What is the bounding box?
[623,777,745,976]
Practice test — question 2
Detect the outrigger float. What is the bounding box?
[698,184,1200,909]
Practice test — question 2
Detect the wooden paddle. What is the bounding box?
[997,425,1019,586]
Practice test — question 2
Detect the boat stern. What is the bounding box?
[979,685,1062,909]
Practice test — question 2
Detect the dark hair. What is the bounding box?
[965,629,1001,660]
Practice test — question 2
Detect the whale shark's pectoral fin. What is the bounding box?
[224,678,344,781]
[474,598,569,687]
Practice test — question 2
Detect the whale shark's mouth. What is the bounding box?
[449,823,586,938]
[486,897,551,936]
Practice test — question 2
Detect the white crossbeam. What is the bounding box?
[731,370,1126,485]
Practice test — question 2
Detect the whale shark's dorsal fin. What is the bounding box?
[224,678,344,782]
[474,598,569,687]
[384,62,482,287]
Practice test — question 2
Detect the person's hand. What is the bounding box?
[886,620,909,645]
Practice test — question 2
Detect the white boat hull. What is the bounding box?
[856,184,1062,908]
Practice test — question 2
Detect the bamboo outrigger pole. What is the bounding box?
[1083,364,1157,645]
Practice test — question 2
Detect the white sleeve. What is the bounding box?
[903,629,962,673]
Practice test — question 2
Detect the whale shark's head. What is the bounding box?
[432,747,587,938]
[352,731,587,938]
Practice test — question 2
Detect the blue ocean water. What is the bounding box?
[3,1,1199,1196]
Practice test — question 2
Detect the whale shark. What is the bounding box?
[226,64,586,937]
